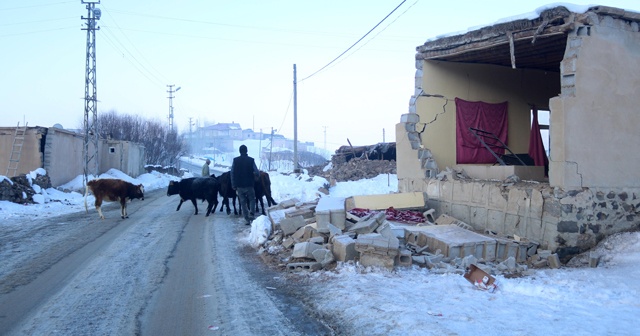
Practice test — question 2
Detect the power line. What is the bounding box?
[324,0,420,70]
[0,1,75,11]
[100,4,169,85]
[299,0,407,82]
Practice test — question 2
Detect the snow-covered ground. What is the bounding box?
[1,168,638,335]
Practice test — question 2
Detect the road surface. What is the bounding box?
[0,189,336,335]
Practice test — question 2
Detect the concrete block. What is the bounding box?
[349,217,380,235]
[327,223,342,240]
[292,242,322,259]
[316,210,330,233]
[282,237,295,249]
[589,252,601,268]
[330,209,347,230]
[360,252,395,270]
[395,249,412,267]
[412,255,427,266]
[404,226,434,247]
[332,235,357,262]
[375,220,394,239]
[287,262,322,272]
[285,205,315,219]
[308,236,325,245]
[292,225,311,242]
[493,237,519,261]
[548,253,561,269]
[278,198,299,209]
[316,196,345,231]
[345,192,427,211]
[280,215,306,236]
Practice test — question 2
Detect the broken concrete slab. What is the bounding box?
[355,233,399,257]
[416,225,497,261]
[349,217,380,235]
[360,252,395,270]
[280,215,307,236]
[345,192,427,211]
[312,248,335,267]
[292,241,323,259]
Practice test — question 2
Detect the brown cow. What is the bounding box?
[84,178,145,219]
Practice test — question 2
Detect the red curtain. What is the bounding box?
[528,107,549,174]
[455,98,509,164]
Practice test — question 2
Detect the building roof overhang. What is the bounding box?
[415,6,640,73]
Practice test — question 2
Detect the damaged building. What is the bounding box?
[0,125,145,188]
[396,5,640,261]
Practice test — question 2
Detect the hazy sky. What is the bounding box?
[2,1,639,151]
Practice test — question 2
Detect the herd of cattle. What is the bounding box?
[84,171,277,220]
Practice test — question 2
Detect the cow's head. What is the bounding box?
[167,180,179,196]
[133,184,145,200]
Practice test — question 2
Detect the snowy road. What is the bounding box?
[0,189,334,335]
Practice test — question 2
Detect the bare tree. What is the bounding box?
[97,110,186,166]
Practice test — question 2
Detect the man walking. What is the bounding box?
[231,145,259,225]
[202,158,211,177]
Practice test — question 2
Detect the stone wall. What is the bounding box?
[399,176,640,262]
[0,174,52,204]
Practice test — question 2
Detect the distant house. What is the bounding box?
[189,122,243,153]
[396,5,640,261]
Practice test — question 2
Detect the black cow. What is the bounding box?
[254,171,277,215]
[167,176,220,216]
[216,171,239,215]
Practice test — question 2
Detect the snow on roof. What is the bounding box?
[427,3,634,42]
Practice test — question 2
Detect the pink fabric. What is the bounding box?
[528,107,549,172]
[455,98,509,164]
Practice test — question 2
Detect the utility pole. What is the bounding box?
[81,0,101,187]
[293,64,299,173]
[269,127,275,171]
[322,126,328,151]
[167,85,181,132]
[188,117,194,154]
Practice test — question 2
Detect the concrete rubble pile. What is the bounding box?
[256,192,564,278]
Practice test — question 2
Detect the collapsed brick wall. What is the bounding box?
[0,174,52,204]
[306,157,397,182]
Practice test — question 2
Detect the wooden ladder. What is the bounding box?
[6,122,28,177]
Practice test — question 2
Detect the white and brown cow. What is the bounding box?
[84,178,145,219]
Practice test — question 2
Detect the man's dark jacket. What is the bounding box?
[231,154,258,188]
